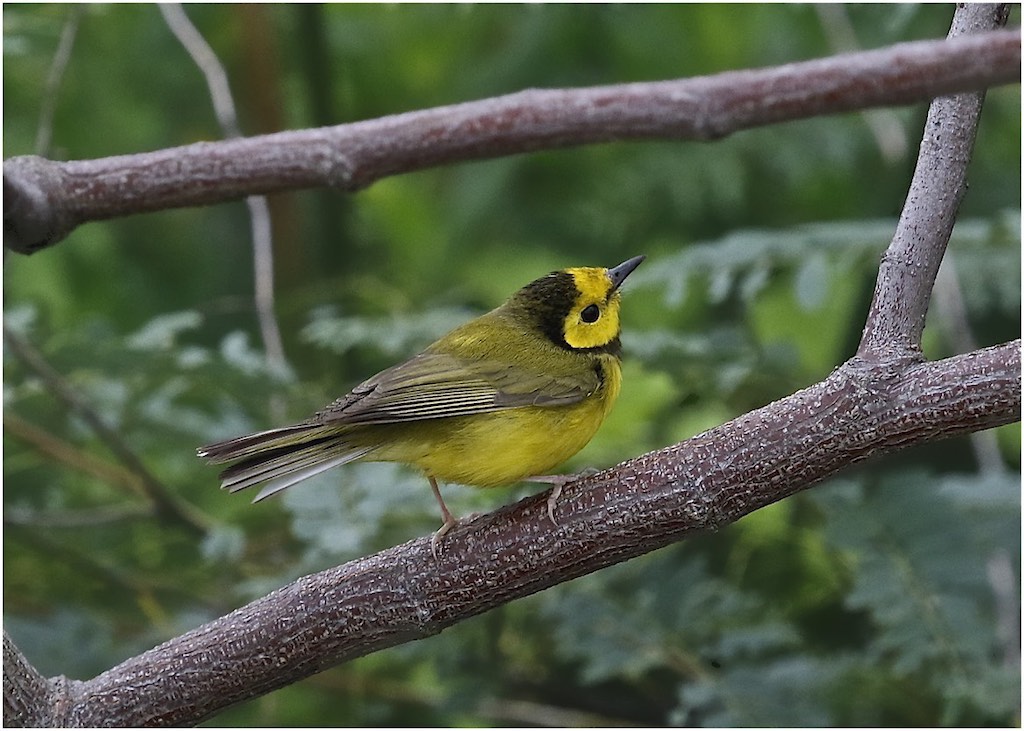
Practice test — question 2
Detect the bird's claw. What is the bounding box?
[528,469,599,526]
[430,516,457,559]
[546,483,564,526]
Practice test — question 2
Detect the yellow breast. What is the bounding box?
[369,354,622,486]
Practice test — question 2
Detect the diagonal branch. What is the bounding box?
[34,6,83,158]
[158,4,242,138]
[3,632,65,728]
[2,323,212,536]
[3,29,1019,253]
[4,410,145,492]
[857,3,1012,362]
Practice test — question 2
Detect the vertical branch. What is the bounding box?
[986,549,1021,670]
[158,4,290,401]
[856,3,1010,361]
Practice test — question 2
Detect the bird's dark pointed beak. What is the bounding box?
[608,255,646,291]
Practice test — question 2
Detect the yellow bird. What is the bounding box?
[199,255,644,554]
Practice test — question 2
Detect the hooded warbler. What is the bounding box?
[199,254,644,554]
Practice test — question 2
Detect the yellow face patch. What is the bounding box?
[561,267,622,350]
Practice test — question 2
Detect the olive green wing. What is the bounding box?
[312,351,598,425]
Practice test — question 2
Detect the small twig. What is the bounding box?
[5,411,145,494]
[2,323,211,536]
[7,523,159,600]
[4,504,153,528]
[986,549,1020,670]
[305,670,644,726]
[814,4,909,163]
[933,256,1006,474]
[159,3,289,404]
[244,193,290,416]
[6,525,230,623]
[477,697,648,728]
[158,4,240,138]
[34,6,83,157]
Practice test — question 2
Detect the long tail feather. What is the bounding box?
[221,441,368,491]
[252,451,370,502]
[198,423,325,462]
[198,423,369,500]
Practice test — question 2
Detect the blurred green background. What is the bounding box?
[3,4,1020,726]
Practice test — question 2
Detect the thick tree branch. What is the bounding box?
[9,340,1017,727]
[3,29,1019,253]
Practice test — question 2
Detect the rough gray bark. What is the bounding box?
[3,633,65,728]
[3,28,1019,254]
[2,3,1019,727]
[4,341,1019,727]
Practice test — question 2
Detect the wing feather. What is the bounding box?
[312,352,596,425]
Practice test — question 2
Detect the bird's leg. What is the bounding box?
[526,468,600,526]
[429,476,457,558]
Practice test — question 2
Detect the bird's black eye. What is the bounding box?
[580,304,601,323]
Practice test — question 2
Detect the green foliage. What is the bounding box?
[3,4,1019,727]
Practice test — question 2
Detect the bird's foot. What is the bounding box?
[430,514,458,559]
[428,475,459,559]
[526,468,600,526]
